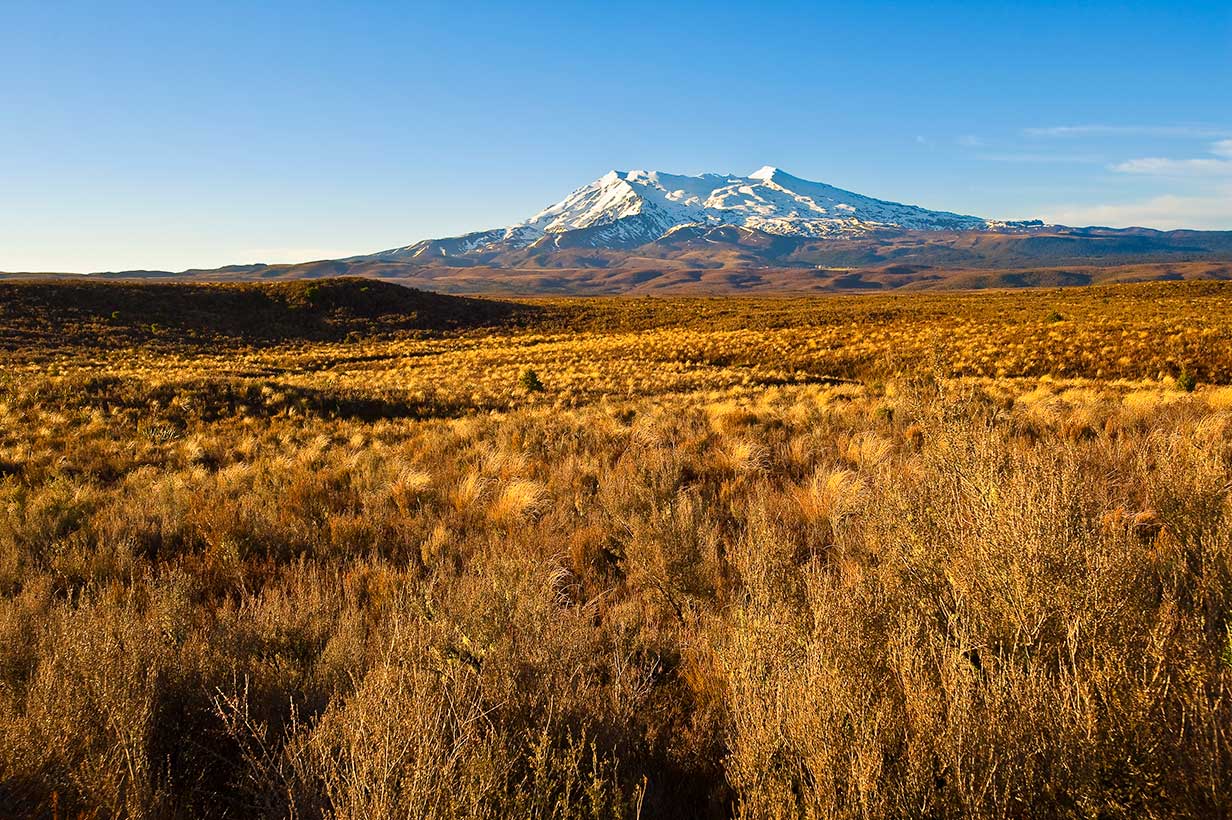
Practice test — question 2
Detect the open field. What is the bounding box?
[2,279,1232,818]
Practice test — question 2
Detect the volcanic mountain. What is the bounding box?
[370,166,1045,263]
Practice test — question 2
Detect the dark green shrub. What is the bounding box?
[520,368,545,393]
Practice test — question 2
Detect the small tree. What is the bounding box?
[1175,370,1197,393]
[520,368,545,393]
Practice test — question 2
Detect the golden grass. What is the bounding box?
[0,281,1231,818]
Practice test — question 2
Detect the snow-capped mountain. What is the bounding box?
[373,166,1043,261]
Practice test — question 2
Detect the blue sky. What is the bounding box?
[2,0,1230,272]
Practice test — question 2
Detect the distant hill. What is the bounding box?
[0,278,530,347]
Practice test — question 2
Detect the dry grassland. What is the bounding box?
[1,279,1231,818]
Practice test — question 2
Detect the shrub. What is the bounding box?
[520,368,545,393]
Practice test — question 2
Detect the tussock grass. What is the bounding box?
[1,281,1231,818]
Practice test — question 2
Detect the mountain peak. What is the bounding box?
[749,165,782,180]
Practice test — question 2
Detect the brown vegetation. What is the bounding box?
[1,279,1230,818]
[8,259,1232,297]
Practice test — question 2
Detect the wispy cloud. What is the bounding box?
[1113,157,1232,176]
[1025,124,1231,139]
[1041,188,1232,231]
[956,134,984,147]
[977,152,1103,164]
[1111,140,1232,177]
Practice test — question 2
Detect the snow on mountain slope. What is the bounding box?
[722,166,990,236]
[379,224,543,260]
[375,167,1042,259]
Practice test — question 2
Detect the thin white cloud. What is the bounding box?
[1112,140,1232,176]
[1041,188,1232,230]
[1113,157,1232,176]
[977,152,1103,164]
[1025,124,1230,139]
[956,134,984,147]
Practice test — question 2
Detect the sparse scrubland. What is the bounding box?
[2,279,1232,818]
